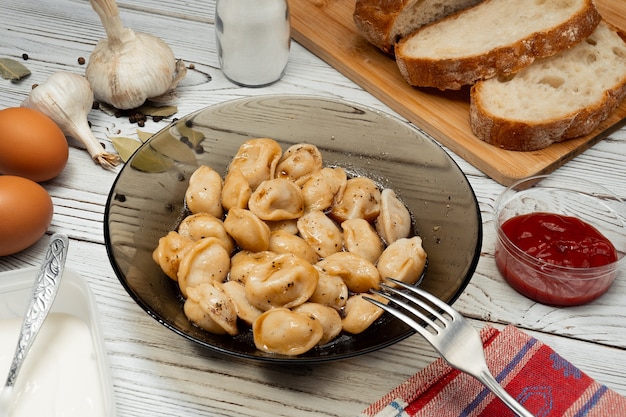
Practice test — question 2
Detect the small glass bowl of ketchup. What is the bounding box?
[494,175,626,306]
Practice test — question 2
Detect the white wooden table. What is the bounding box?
[1,1,625,416]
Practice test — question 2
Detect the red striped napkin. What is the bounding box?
[361,325,626,417]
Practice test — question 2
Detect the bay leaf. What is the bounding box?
[130,147,174,173]
[136,129,154,143]
[137,104,178,117]
[0,57,31,81]
[176,120,205,147]
[111,136,142,162]
[149,131,197,163]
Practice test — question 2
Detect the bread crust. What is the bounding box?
[353,0,409,55]
[470,81,626,152]
[395,0,601,90]
[353,0,482,55]
[469,21,626,152]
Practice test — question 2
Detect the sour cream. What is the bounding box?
[0,313,106,417]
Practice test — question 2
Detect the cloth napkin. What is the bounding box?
[361,325,626,417]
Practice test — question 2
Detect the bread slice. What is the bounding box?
[395,0,601,90]
[470,21,626,152]
[353,0,483,55]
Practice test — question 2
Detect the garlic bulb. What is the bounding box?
[86,0,186,110]
[22,71,121,169]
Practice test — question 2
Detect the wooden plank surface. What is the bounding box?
[1,1,626,416]
[289,0,626,186]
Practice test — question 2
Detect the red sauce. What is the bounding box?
[496,212,618,306]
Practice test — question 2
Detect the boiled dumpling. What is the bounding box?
[265,218,299,235]
[184,165,223,218]
[297,210,343,258]
[220,280,263,326]
[245,253,319,311]
[248,178,304,221]
[221,168,251,211]
[152,231,192,281]
[177,237,231,298]
[376,188,412,244]
[341,293,387,335]
[177,212,235,254]
[223,208,271,252]
[309,268,349,309]
[268,230,319,264]
[341,218,384,264]
[185,282,238,335]
[293,303,342,345]
[253,308,323,356]
[377,236,427,286]
[228,250,277,285]
[316,252,380,293]
[301,167,347,212]
[330,177,381,223]
[275,143,323,186]
[228,138,282,190]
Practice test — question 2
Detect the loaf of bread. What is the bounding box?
[395,0,601,90]
[353,0,482,55]
[469,21,626,152]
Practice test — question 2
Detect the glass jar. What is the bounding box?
[215,0,291,87]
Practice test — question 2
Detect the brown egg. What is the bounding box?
[0,175,54,256]
[0,107,68,182]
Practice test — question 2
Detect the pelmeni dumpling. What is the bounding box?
[185,282,238,336]
[316,252,380,293]
[220,280,263,326]
[309,268,349,309]
[228,138,282,191]
[228,250,277,285]
[221,168,251,211]
[376,188,412,245]
[268,230,319,264]
[223,208,271,253]
[245,253,319,311]
[377,236,427,286]
[293,303,342,345]
[248,178,304,221]
[152,231,192,281]
[253,308,323,356]
[297,210,343,258]
[342,293,387,335]
[330,177,381,223]
[301,167,347,212]
[275,143,323,186]
[177,212,235,254]
[177,237,231,298]
[265,218,299,235]
[184,165,223,218]
[341,218,384,264]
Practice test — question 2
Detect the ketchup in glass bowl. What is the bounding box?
[494,175,626,306]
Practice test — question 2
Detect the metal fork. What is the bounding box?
[366,278,534,417]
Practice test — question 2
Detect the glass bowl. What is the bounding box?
[494,175,626,306]
[104,95,482,363]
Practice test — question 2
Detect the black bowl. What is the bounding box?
[104,95,482,363]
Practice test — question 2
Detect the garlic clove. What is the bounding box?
[21,71,121,169]
[86,0,185,110]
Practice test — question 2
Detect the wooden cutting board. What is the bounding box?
[289,0,626,186]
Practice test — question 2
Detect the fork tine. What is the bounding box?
[363,294,435,342]
[378,283,448,326]
[369,288,439,331]
[386,278,459,320]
